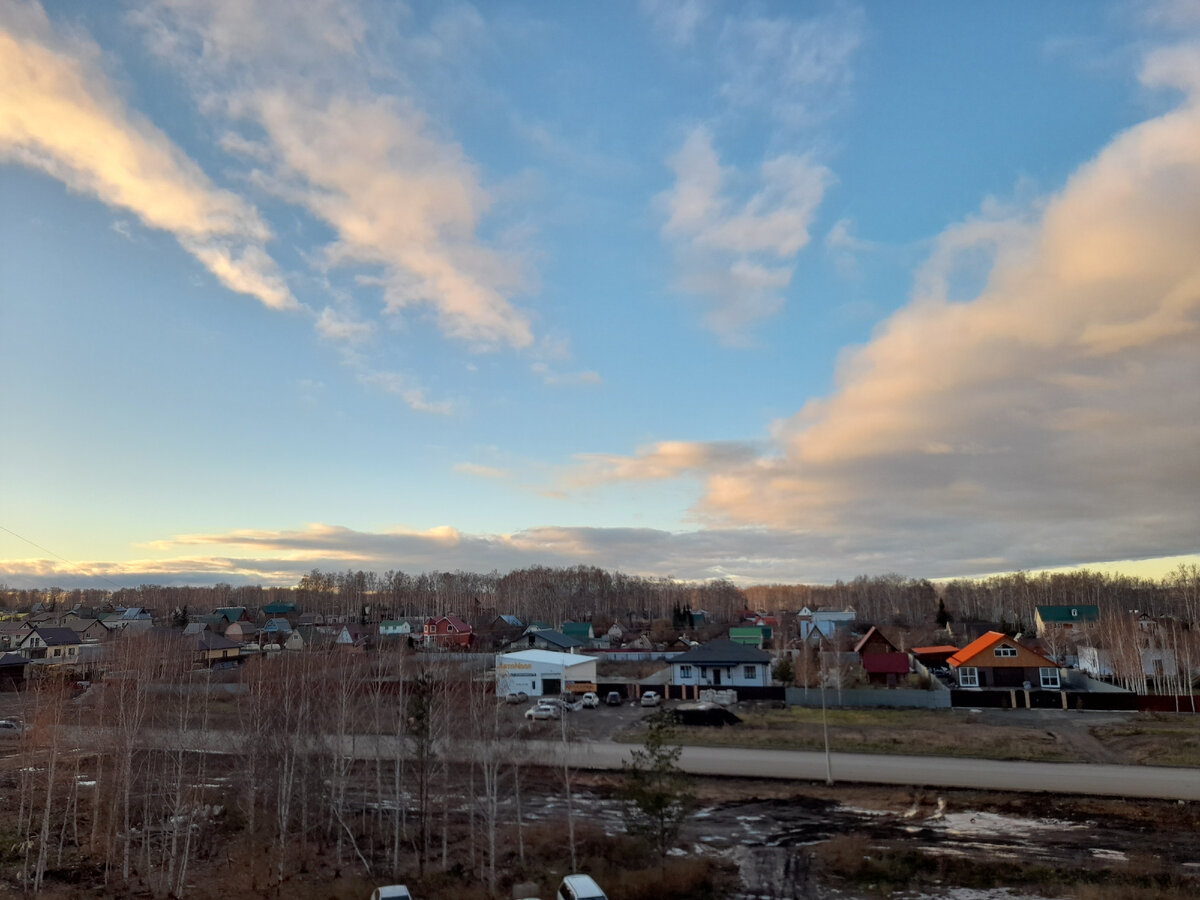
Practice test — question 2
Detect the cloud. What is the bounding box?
[583,50,1200,576]
[716,4,865,129]
[568,440,761,487]
[0,1,294,310]
[640,0,711,47]
[136,0,534,350]
[530,362,602,387]
[454,462,509,479]
[660,127,831,340]
[358,370,454,415]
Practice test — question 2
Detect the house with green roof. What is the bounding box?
[1034,604,1100,637]
[561,621,594,642]
[729,626,766,649]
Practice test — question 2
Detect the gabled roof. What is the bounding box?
[212,607,247,622]
[262,617,293,633]
[670,639,771,666]
[853,625,898,655]
[948,631,1055,668]
[495,614,523,627]
[529,629,583,650]
[28,627,81,646]
[196,632,240,652]
[912,645,959,655]
[262,601,297,615]
[427,615,471,632]
[1035,604,1100,624]
[561,622,593,639]
[0,652,32,668]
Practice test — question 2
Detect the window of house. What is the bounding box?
[52,648,61,657]
[994,645,1017,657]
[959,667,979,687]
[743,665,757,680]
[1039,668,1060,689]
[679,665,692,679]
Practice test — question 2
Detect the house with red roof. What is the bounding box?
[853,626,911,686]
[948,631,1061,691]
[423,615,472,648]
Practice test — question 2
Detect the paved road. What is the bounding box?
[49,727,1200,801]
[529,740,1200,801]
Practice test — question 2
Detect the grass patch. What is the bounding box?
[618,706,1080,762]
[1091,713,1200,766]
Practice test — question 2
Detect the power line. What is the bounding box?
[0,524,125,591]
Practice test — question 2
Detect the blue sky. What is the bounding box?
[2,0,1199,587]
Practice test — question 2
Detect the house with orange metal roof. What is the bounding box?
[948,631,1062,691]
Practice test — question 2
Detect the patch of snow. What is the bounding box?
[1090,848,1127,862]
[929,811,1082,836]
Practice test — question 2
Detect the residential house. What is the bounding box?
[262,601,298,618]
[67,619,110,643]
[1034,605,1100,638]
[522,628,584,653]
[1078,645,1179,682]
[193,631,241,667]
[379,619,415,637]
[335,623,370,648]
[948,631,1062,690]
[620,633,653,650]
[211,607,251,627]
[561,622,595,644]
[17,627,84,663]
[0,621,32,652]
[283,631,305,651]
[670,640,771,688]
[224,621,259,645]
[795,606,856,641]
[729,626,766,649]
[423,615,472,648]
[262,617,293,637]
[853,626,911,686]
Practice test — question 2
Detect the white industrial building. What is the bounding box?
[495,649,598,697]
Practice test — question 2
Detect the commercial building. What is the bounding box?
[494,649,598,697]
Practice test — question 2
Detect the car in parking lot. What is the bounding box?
[504,691,529,704]
[580,692,599,709]
[524,704,561,720]
[557,873,608,900]
[639,691,661,707]
[605,691,623,706]
[0,718,31,736]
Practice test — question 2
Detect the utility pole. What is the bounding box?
[820,646,833,785]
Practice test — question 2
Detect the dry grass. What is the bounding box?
[621,705,1079,762]
[1090,713,1200,766]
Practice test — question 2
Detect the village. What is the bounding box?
[2,588,1197,713]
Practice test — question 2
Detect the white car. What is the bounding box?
[639,691,661,707]
[580,692,600,709]
[557,874,608,900]
[524,704,561,720]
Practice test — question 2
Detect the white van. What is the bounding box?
[370,887,412,900]
[557,874,607,900]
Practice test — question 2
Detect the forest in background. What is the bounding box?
[2,562,1198,632]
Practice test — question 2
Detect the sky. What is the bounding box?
[2,0,1199,589]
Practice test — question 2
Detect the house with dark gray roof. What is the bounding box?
[520,628,584,652]
[669,639,771,688]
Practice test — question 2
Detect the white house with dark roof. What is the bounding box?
[669,639,771,688]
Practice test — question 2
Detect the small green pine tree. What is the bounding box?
[621,711,694,863]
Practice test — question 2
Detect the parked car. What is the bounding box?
[557,873,608,900]
[639,691,661,707]
[0,718,31,736]
[580,692,599,708]
[605,691,623,706]
[370,886,413,900]
[504,691,529,704]
[539,696,580,713]
[524,704,561,720]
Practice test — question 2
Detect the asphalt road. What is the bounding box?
[529,740,1200,801]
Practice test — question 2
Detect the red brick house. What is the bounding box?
[948,631,1061,690]
[423,615,472,648]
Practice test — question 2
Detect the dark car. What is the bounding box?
[605,691,622,706]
